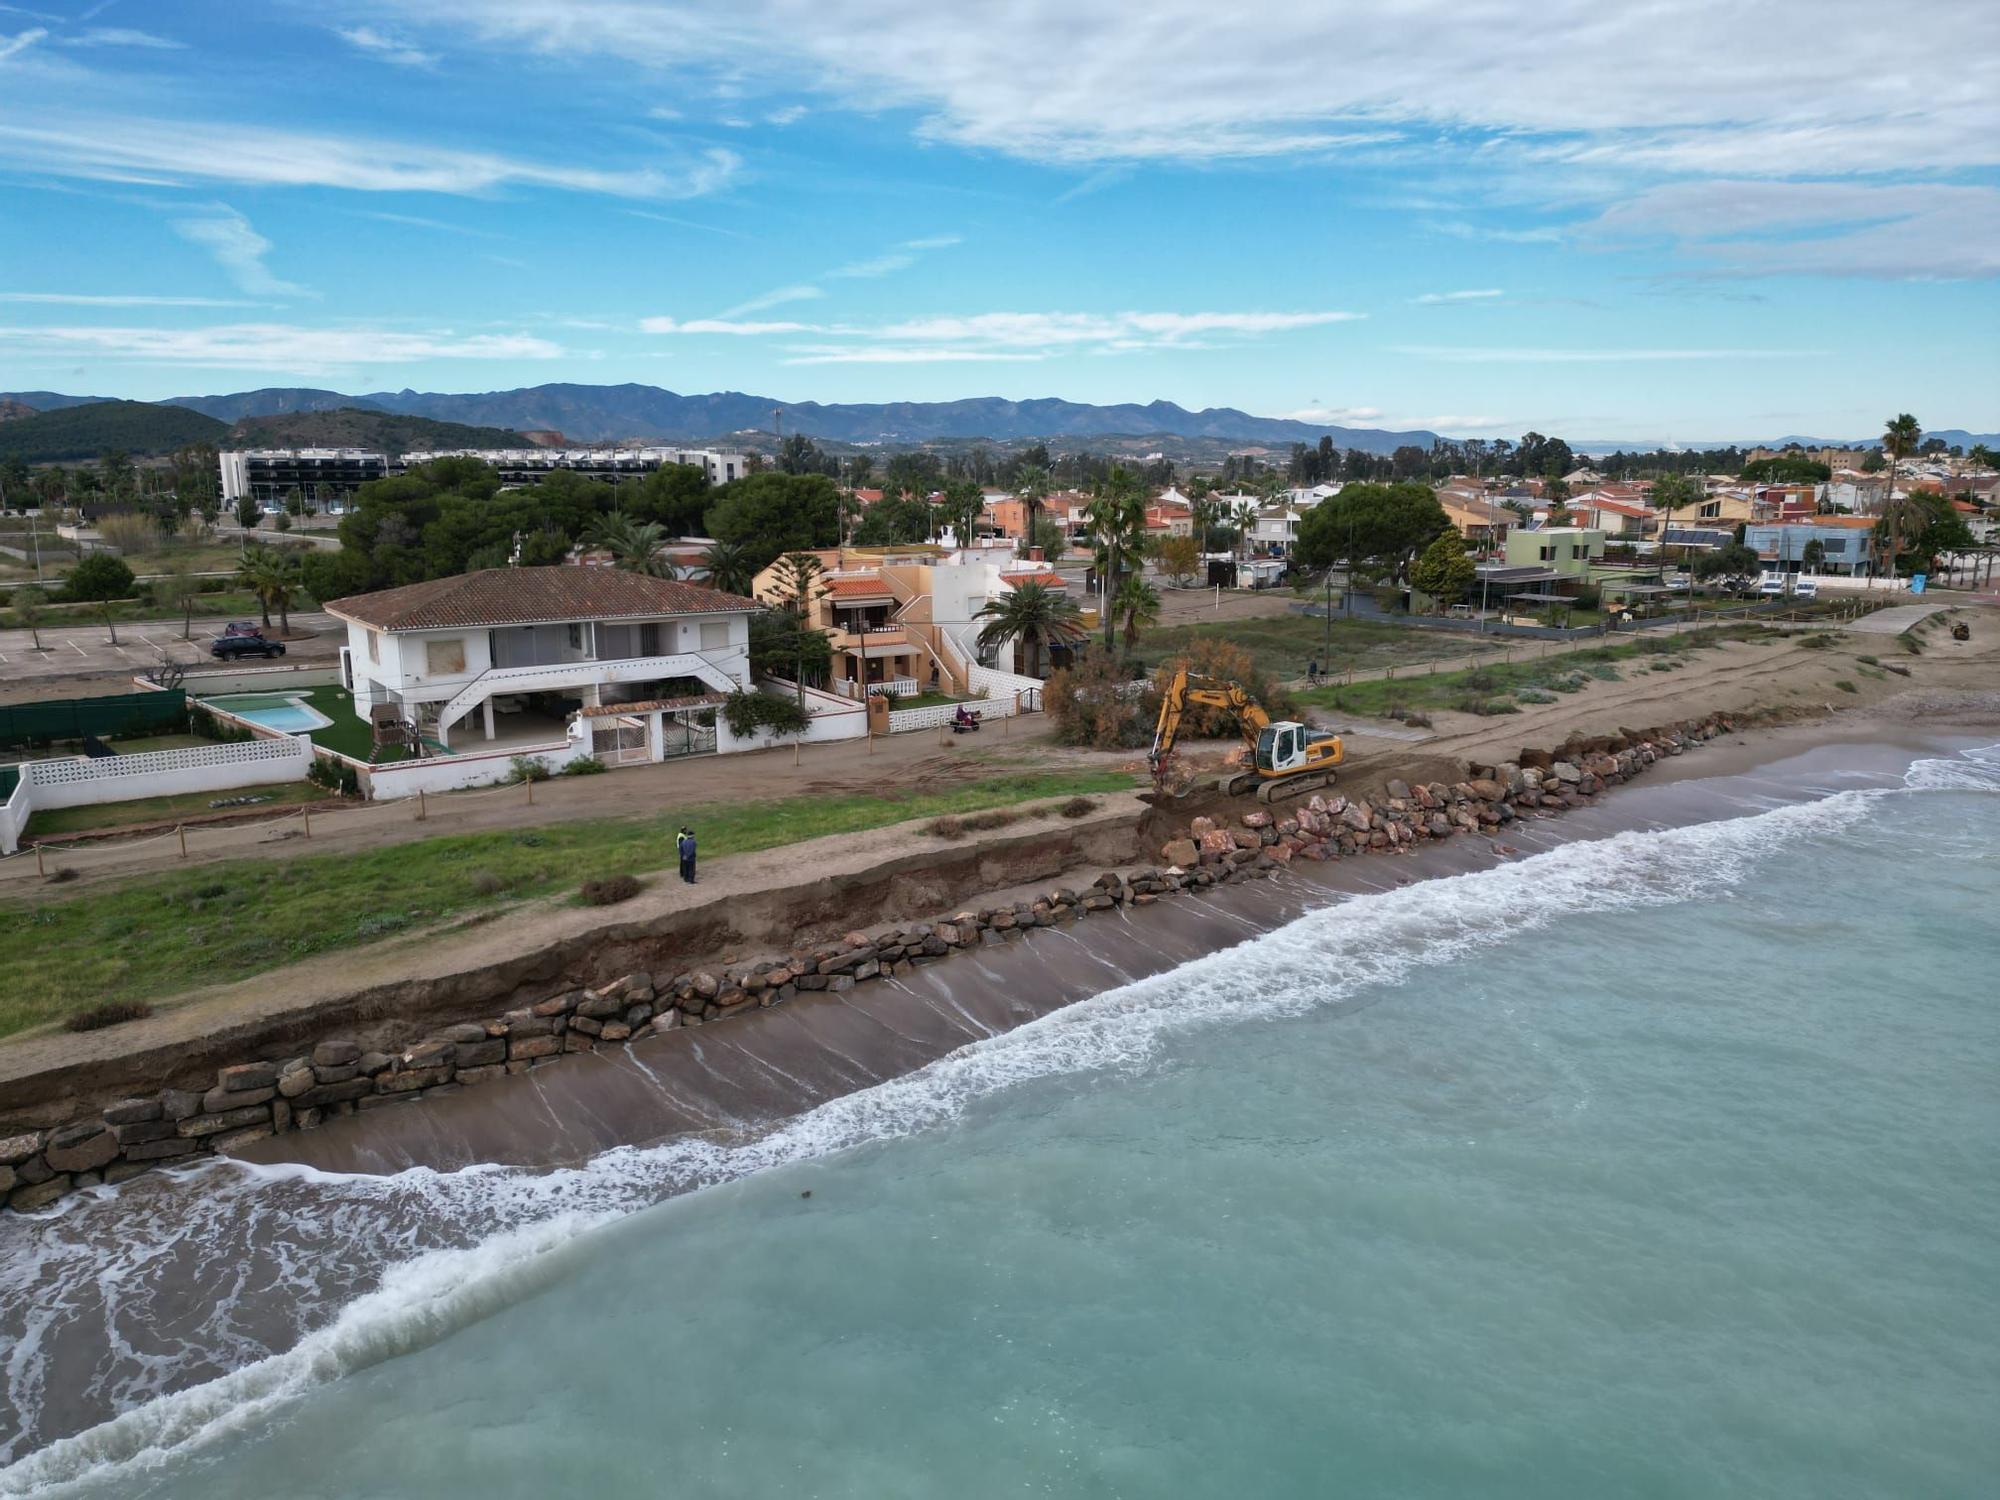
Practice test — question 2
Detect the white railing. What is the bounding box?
[887,701,971,733]
[0,737,314,853]
[436,651,743,736]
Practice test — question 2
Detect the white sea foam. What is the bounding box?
[5,745,1994,1495]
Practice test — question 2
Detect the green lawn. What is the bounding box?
[1298,626,1785,718]
[24,781,330,838]
[888,690,968,710]
[200,685,418,764]
[1132,614,1506,682]
[109,734,210,754]
[0,767,1139,1036]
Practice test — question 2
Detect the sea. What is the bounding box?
[2,736,1995,1498]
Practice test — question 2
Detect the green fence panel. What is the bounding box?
[0,763,18,801]
[0,690,186,749]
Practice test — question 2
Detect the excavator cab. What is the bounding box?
[1255,722,1312,774]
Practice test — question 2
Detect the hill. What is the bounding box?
[350,382,1444,453]
[0,401,229,463]
[0,399,37,422]
[228,407,526,451]
[165,387,390,423]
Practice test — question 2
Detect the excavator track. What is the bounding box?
[1256,771,1333,804]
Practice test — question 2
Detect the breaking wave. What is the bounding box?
[3,742,1992,1495]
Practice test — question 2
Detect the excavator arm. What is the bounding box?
[1149,669,1271,785]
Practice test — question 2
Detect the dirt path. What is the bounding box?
[0,715,1074,889]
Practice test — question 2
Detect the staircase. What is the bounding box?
[435,653,741,742]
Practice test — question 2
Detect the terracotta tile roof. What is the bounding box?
[327,567,757,631]
[1001,571,1067,588]
[826,575,893,598]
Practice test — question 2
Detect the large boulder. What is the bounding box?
[44,1122,118,1174]
[1160,838,1199,869]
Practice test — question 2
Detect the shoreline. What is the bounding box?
[2,709,1995,1470]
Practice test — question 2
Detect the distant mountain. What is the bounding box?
[165,387,391,423]
[0,401,228,463]
[228,407,525,451]
[1573,429,2000,456]
[347,382,1445,453]
[0,391,119,413]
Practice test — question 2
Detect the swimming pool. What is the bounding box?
[202,694,334,735]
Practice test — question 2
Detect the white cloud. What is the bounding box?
[644,306,1362,360]
[1395,346,1821,363]
[400,0,2000,174]
[357,210,508,240]
[0,116,740,199]
[781,346,1046,365]
[0,26,43,62]
[62,27,185,49]
[1283,405,1382,423]
[716,284,824,318]
[1589,180,2000,281]
[0,292,253,306]
[337,25,436,68]
[1428,222,1563,245]
[171,207,311,298]
[640,317,820,335]
[0,322,568,371]
[765,105,806,126]
[827,236,959,279]
[1413,288,1503,304]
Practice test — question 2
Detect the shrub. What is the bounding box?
[927,815,965,839]
[192,705,252,743]
[1900,635,1923,655]
[1589,664,1621,681]
[962,808,1017,831]
[65,1000,153,1032]
[62,553,137,605]
[505,755,553,783]
[1855,654,1879,666]
[1058,796,1096,818]
[1454,697,1520,716]
[581,873,642,905]
[721,688,812,739]
[470,870,509,896]
[560,755,608,776]
[44,866,79,884]
[1516,688,1557,705]
[1047,653,1157,750]
[305,757,358,795]
[1796,632,1840,649]
[1834,679,1858,694]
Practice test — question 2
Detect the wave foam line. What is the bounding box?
[7,749,1993,1495]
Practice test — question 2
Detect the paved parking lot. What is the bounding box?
[0,611,341,696]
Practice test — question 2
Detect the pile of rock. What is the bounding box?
[5,865,1269,1214]
[1158,715,1735,870]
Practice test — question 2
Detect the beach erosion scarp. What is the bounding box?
[2,709,1747,1215]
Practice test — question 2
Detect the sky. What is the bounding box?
[0,0,1995,443]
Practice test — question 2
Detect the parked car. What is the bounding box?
[220,620,266,638]
[210,634,286,660]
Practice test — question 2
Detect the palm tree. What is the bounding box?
[590,511,677,577]
[974,579,1083,678]
[1230,498,1260,566]
[1085,467,1147,651]
[1114,576,1161,651]
[941,480,984,550]
[1878,414,1922,574]
[237,546,302,634]
[702,539,756,596]
[1013,464,1050,557]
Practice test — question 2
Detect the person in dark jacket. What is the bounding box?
[677,825,697,884]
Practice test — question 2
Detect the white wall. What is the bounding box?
[364,732,585,799]
[716,680,868,752]
[178,664,342,696]
[0,738,314,853]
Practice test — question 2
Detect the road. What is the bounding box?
[1840,601,1947,634]
[0,611,342,697]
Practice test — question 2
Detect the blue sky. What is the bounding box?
[0,0,1995,442]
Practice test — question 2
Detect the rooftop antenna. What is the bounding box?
[773,407,784,442]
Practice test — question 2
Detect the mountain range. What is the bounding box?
[2,384,1993,457]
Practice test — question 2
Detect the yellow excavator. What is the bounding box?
[1149,668,1343,803]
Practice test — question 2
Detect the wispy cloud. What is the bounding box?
[716,284,824,318]
[0,26,43,62]
[765,105,806,126]
[827,236,960,280]
[0,322,568,371]
[623,208,750,239]
[1428,221,1563,245]
[645,307,1364,360]
[61,26,184,49]
[356,210,508,240]
[1282,405,1382,423]
[781,346,1046,365]
[1395,346,1820,363]
[171,206,311,298]
[0,115,741,199]
[0,291,253,306]
[336,25,435,68]
[1412,288,1503,304]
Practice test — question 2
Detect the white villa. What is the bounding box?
[325,567,757,757]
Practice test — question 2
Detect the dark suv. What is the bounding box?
[211,634,286,660]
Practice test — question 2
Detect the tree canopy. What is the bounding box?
[1293,482,1452,579]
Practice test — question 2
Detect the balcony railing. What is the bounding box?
[829,627,909,653]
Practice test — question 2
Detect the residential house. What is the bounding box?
[1502,526,1665,603]
[1744,517,1879,576]
[1250,503,1301,554]
[1438,493,1515,550]
[1690,488,1758,526]
[326,566,757,755]
[1568,491,1656,541]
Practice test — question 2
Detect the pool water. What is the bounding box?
[201,694,333,735]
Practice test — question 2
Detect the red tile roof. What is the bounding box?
[1001,571,1067,588]
[826,575,893,598]
[327,567,757,631]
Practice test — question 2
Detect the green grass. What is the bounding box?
[886,691,968,710]
[108,734,209,754]
[24,781,330,837]
[0,767,1139,1035]
[200,685,417,764]
[1297,627,1776,719]
[1133,614,1504,682]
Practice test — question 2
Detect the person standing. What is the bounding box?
[677,825,697,884]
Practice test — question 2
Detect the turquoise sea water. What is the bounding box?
[8,743,1998,1498]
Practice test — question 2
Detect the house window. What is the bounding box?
[698,620,729,651]
[640,622,661,656]
[567,623,583,651]
[425,638,467,676]
[366,630,380,664]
